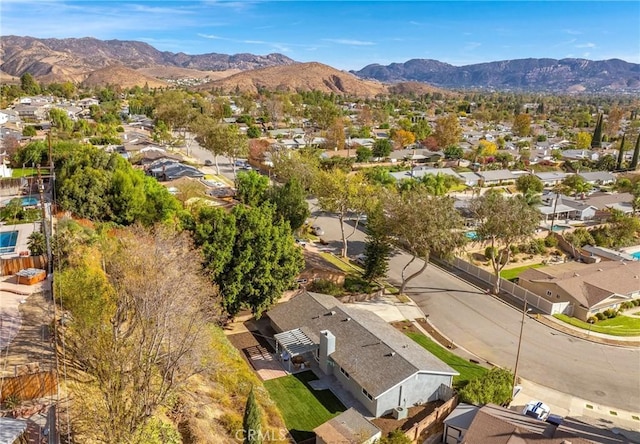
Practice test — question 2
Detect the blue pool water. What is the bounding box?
[0,231,18,254]
[631,251,640,260]
[1,196,39,207]
[466,231,479,240]
[551,225,569,232]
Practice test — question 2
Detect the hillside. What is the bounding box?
[202,62,388,97]
[352,58,640,93]
[81,64,169,89]
[0,35,295,84]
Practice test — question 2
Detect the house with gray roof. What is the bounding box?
[518,261,640,321]
[476,169,517,186]
[267,291,457,418]
[535,171,570,187]
[577,171,616,185]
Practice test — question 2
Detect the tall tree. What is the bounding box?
[362,203,392,283]
[471,191,541,294]
[512,113,532,137]
[515,174,543,195]
[616,133,626,170]
[591,113,603,149]
[243,386,263,444]
[433,114,462,149]
[193,116,225,175]
[268,178,310,231]
[191,205,303,318]
[236,170,270,207]
[630,134,640,170]
[20,72,40,95]
[372,138,393,159]
[314,169,369,258]
[384,189,466,295]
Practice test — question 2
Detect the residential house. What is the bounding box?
[538,194,597,222]
[561,149,599,162]
[443,403,628,444]
[314,408,381,444]
[577,171,616,186]
[0,109,20,125]
[147,160,204,181]
[518,261,640,320]
[580,191,635,215]
[535,171,570,187]
[267,291,457,418]
[389,167,462,183]
[475,169,517,187]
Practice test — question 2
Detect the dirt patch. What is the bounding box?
[391,319,456,350]
[1,292,55,376]
[371,401,442,436]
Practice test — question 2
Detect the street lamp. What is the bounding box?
[512,299,533,397]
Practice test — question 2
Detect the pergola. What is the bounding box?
[273,328,318,372]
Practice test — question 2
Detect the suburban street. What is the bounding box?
[181,144,640,414]
[307,202,640,414]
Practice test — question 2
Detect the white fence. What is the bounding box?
[449,257,570,315]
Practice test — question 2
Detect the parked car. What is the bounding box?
[204,159,213,166]
[522,401,550,421]
[295,238,307,247]
[311,225,324,236]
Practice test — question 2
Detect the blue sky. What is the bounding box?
[2,1,639,70]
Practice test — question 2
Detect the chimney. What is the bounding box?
[319,330,336,374]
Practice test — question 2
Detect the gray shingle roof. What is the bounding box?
[267,291,457,398]
[314,408,381,442]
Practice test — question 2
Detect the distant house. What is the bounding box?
[444,403,626,444]
[147,160,204,181]
[518,261,640,321]
[561,149,599,161]
[314,408,381,444]
[538,194,597,222]
[476,169,517,186]
[535,171,570,187]
[577,171,616,186]
[267,291,457,418]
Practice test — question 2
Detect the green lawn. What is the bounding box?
[554,314,640,337]
[11,168,38,178]
[405,332,488,388]
[264,371,345,442]
[319,252,361,273]
[500,263,544,281]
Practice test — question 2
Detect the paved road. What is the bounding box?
[309,201,640,413]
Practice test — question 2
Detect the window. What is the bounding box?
[362,388,373,401]
[546,290,552,296]
[340,367,350,379]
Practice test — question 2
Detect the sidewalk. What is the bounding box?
[536,314,640,348]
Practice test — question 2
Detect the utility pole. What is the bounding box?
[36,165,52,275]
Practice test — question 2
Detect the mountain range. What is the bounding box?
[1,35,639,94]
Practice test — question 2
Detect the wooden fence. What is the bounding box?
[0,370,57,403]
[0,255,48,276]
[404,394,459,444]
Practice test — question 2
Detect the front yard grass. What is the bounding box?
[405,332,488,389]
[264,371,345,442]
[500,263,544,281]
[553,314,640,337]
[11,168,37,178]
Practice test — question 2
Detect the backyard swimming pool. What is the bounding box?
[0,231,18,254]
[632,251,640,260]
[1,196,39,207]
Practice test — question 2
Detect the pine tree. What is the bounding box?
[630,134,640,170]
[616,133,626,170]
[243,387,262,444]
[591,113,603,149]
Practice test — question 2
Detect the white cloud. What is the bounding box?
[322,39,375,46]
[565,29,582,35]
[576,42,596,49]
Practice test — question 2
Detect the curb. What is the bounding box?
[429,259,640,348]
